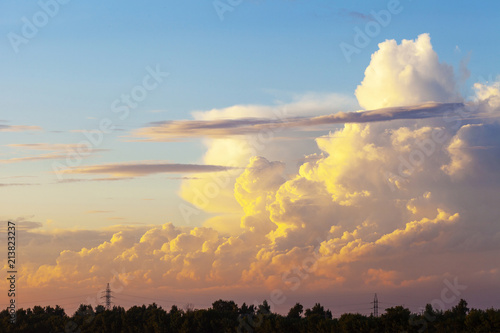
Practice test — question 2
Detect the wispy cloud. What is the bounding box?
[0,182,39,187]
[344,10,372,21]
[7,143,107,151]
[56,177,135,183]
[130,102,466,141]
[1,143,109,164]
[58,161,238,177]
[70,128,124,133]
[0,175,36,180]
[0,153,68,164]
[166,176,202,180]
[0,220,43,231]
[0,124,42,132]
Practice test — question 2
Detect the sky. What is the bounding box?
[1,0,500,317]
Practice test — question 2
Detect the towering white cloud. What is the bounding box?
[355,33,461,110]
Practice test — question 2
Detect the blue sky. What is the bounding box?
[2,1,498,124]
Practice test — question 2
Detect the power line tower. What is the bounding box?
[372,293,379,317]
[100,283,114,310]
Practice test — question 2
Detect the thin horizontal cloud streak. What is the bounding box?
[0,175,36,179]
[0,220,43,232]
[0,182,39,187]
[56,177,135,183]
[60,162,239,177]
[0,124,42,132]
[1,143,109,164]
[0,153,69,164]
[7,143,108,151]
[131,102,466,141]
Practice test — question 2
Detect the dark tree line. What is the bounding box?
[1,298,499,332]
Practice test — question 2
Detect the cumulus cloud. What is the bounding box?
[473,78,500,109]
[141,101,469,218]
[356,33,461,110]
[443,123,500,178]
[6,34,500,311]
[235,157,286,234]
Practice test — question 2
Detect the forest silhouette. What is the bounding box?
[1,298,500,332]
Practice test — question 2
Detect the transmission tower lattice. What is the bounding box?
[100,283,114,310]
[373,293,379,317]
